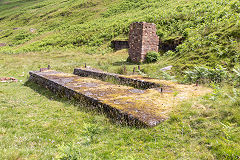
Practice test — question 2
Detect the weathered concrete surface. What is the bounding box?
[29,70,170,127]
[73,68,212,97]
[29,70,212,127]
[73,68,162,89]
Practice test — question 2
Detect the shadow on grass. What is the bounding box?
[111,60,137,66]
[24,80,146,129]
[112,60,155,66]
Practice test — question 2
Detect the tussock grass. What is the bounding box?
[0,51,240,159]
[0,0,240,159]
[0,0,239,70]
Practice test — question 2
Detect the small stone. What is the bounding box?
[29,28,37,33]
[0,43,7,47]
[160,65,173,71]
[0,77,18,82]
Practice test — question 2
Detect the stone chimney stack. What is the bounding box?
[128,22,159,63]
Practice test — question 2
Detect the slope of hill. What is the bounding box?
[0,0,240,159]
[0,0,239,69]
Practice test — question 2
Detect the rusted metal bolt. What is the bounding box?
[196,80,199,86]
[138,65,141,70]
[123,66,126,74]
[133,67,136,74]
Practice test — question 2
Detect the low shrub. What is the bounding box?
[145,51,159,63]
[183,65,228,84]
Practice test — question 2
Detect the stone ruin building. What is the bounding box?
[111,22,183,59]
[111,40,129,50]
[128,22,159,63]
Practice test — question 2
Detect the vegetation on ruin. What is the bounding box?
[0,0,240,159]
[145,51,160,63]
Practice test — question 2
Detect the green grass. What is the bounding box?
[0,0,240,159]
[0,51,240,159]
[0,0,239,70]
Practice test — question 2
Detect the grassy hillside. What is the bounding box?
[0,0,240,159]
[0,0,239,69]
[0,51,240,159]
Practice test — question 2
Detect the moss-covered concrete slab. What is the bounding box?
[29,70,211,127]
[74,68,161,89]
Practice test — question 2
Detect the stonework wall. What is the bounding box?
[128,22,159,63]
[73,68,161,89]
[111,40,129,50]
[159,37,185,52]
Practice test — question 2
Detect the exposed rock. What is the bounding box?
[29,28,37,33]
[160,65,173,71]
[0,77,18,82]
[0,43,7,47]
